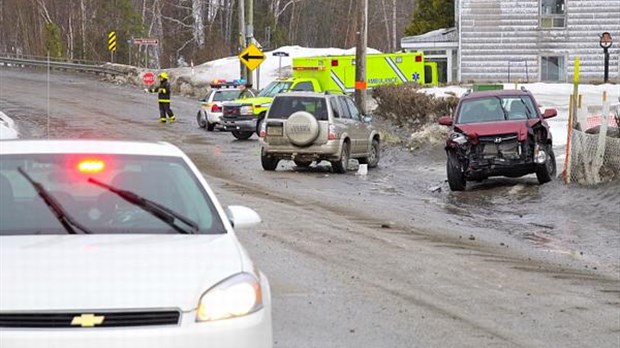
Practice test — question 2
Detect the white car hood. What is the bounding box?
[0,234,243,312]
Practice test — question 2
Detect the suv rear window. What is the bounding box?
[269,96,328,120]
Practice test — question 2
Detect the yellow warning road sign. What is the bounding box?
[108,31,117,52]
[239,43,265,71]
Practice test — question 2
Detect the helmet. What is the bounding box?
[158,72,169,79]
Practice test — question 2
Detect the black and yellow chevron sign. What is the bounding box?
[108,31,117,52]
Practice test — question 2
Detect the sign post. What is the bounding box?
[132,38,159,69]
[599,32,613,83]
[272,51,289,79]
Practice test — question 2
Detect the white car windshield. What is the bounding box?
[0,154,226,235]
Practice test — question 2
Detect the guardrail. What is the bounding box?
[0,54,124,76]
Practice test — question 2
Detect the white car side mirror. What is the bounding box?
[226,205,262,228]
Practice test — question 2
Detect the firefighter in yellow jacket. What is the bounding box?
[146,72,175,123]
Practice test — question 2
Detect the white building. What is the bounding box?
[401,0,620,83]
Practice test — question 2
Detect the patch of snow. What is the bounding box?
[0,112,19,140]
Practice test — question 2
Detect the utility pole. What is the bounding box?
[238,0,247,81]
[246,0,254,87]
[355,0,368,114]
[392,0,397,52]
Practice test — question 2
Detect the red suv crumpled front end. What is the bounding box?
[438,89,558,191]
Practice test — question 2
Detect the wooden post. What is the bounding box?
[354,0,368,114]
[246,0,254,87]
[563,94,573,183]
[238,0,247,81]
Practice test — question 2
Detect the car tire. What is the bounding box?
[536,145,556,184]
[447,150,466,191]
[359,138,380,168]
[256,113,265,135]
[293,159,312,167]
[232,130,253,140]
[284,111,320,147]
[331,141,350,174]
[261,148,279,171]
[197,111,206,128]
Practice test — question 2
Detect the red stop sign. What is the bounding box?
[143,71,155,85]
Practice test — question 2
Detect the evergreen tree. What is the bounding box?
[45,22,63,58]
[404,0,454,36]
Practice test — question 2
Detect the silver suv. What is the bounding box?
[259,92,380,173]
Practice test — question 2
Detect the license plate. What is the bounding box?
[483,144,498,155]
[267,126,283,136]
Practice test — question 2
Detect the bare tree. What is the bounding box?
[192,0,205,47]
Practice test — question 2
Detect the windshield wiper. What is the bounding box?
[18,167,91,235]
[519,98,533,118]
[88,178,199,234]
[495,97,509,120]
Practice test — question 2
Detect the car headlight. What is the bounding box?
[240,105,254,115]
[450,132,468,145]
[196,273,263,322]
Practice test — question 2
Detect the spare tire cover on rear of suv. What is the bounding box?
[284,111,320,146]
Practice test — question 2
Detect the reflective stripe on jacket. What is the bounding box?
[149,79,171,102]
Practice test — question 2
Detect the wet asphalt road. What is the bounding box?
[1,68,619,347]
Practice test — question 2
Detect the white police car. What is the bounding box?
[197,79,255,131]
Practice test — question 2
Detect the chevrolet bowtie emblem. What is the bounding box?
[71,313,105,327]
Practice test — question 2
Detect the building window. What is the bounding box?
[540,0,566,28]
[541,56,565,81]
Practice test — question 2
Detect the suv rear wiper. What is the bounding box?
[88,178,199,234]
[17,167,91,235]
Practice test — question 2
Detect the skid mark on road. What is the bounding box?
[265,231,528,348]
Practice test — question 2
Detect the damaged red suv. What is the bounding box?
[438,88,558,191]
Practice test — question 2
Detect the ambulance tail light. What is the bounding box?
[328,124,337,140]
[415,55,422,62]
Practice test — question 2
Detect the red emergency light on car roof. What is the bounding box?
[210,78,246,89]
[77,159,105,173]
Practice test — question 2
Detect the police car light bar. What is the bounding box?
[210,78,246,88]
